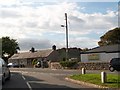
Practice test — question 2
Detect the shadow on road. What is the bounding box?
[2,71,104,90]
[22,73,102,90]
[2,72,29,90]
[23,74,81,90]
[23,75,44,82]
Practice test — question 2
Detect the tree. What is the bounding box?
[98,27,120,46]
[82,48,89,51]
[0,37,20,62]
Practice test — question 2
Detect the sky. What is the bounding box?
[0,0,119,51]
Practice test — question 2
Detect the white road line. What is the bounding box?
[22,75,32,90]
[22,75,26,80]
[26,82,32,90]
[28,81,46,84]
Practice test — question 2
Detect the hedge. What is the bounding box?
[60,61,77,67]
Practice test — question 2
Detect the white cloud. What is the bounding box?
[0,0,18,5]
[69,37,99,49]
[69,10,117,35]
[0,1,118,51]
[18,38,53,51]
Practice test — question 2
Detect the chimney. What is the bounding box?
[30,47,35,53]
[52,45,56,50]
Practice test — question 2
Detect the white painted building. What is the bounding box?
[81,44,120,62]
[8,49,53,67]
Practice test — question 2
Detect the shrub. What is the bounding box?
[60,61,77,67]
[32,59,37,65]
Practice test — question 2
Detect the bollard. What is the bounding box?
[101,71,107,83]
[82,68,86,74]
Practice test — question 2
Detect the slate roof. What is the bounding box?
[84,44,120,54]
[9,49,53,60]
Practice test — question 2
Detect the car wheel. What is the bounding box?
[109,66,115,72]
[2,75,5,85]
[7,72,11,80]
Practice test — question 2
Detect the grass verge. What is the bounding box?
[69,74,120,88]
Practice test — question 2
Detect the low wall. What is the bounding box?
[50,62,109,70]
[77,62,109,70]
[50,62,62,69]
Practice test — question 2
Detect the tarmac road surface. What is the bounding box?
[2,68,117,90]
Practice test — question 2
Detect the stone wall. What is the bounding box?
[50,62,62,69]
[50,62,109,70]
[77,62,109,70]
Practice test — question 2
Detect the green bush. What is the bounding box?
[60,61,77,67]
[32,59,37,65]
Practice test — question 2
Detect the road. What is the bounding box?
[2,68,118,90]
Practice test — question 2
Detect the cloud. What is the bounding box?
[0,0,18,6]
[69,37,99,48]
[18,38,53,51]
[0,10,21,18]
[69,16,85,23]
[69,10,117,34]
[0,1,118,51]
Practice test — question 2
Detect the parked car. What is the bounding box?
[7,63,25,68]
[0,58,11,85]
[7,63,19,68]
[35,61,41,68]
[109,58,120,72]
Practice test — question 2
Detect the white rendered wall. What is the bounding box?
[81,54,89,62]
[81,53,119,62]
[100,53,119,62]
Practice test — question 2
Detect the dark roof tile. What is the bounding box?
[9,49,53,60]
[86,44,120,53]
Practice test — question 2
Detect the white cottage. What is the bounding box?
[9,48,81,67]
[8,49,53,67]
[81,44,120,62]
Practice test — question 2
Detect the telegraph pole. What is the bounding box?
[65,13,68,60]
[61,13,69,60]
[118,1,120,88]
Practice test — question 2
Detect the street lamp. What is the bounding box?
[61,13,69,60]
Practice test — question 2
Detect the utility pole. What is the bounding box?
[117,2,120,88]
[61,13,69,60]
[118,2,120,58]
[65,13,68,60]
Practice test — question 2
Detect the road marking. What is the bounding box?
[22,75,26,80]
[26,82,32,90]
[22,75,32,90]
[28,81,46,84]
